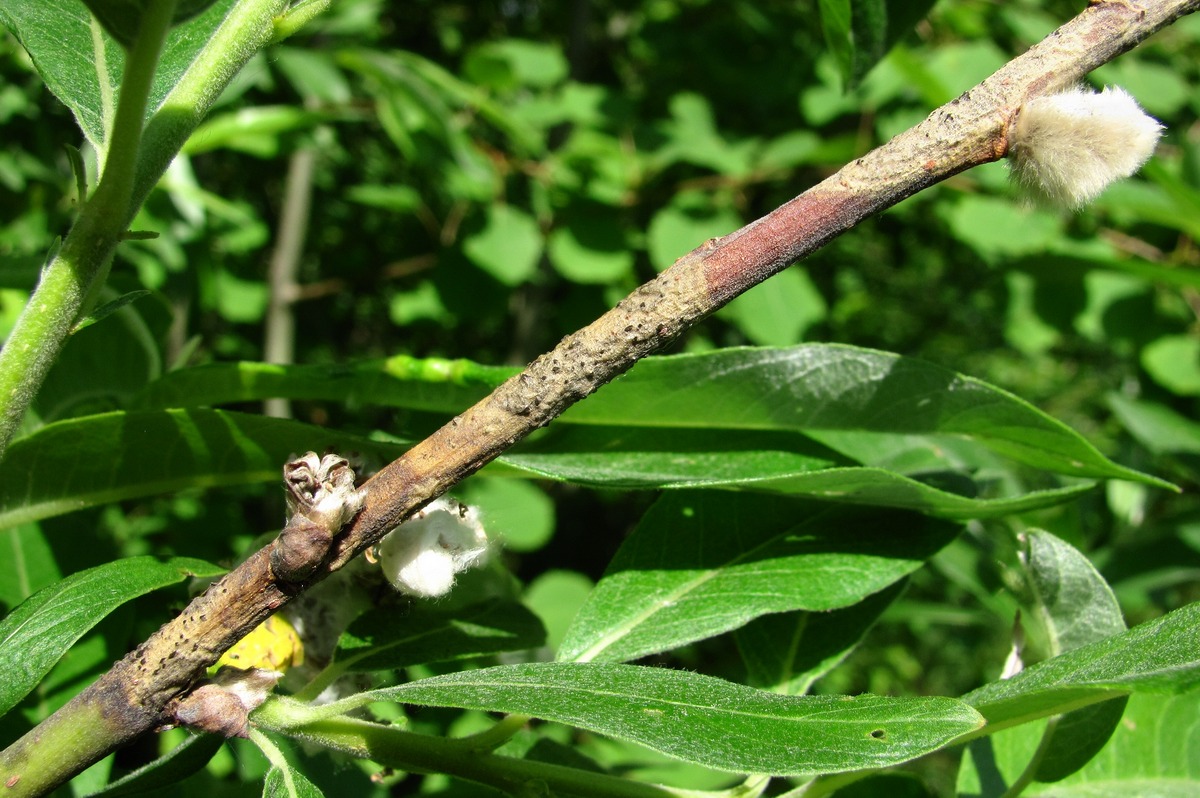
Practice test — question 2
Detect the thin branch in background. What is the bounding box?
[263,145,318,419]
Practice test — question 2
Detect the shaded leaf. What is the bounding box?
[501,424,1097,520]
[1022,530,1126,659]
[82,1,220,48]
[819,0,938,88]
[991,531,1130,784]
[557,493,959,663]
[0,523,61,614]
[1034,698,1128,783]
[335,601,545,672]
[1108,393,1200,456]
[132,347,1163,488]
[736,581,906,695]
[564,346,1167,488]
[88,733,224,797]
[1032,692,1200,795]
[0,556,224,716]
[462,204,543,286]
[131,356,513,415]
[72,290,151,334]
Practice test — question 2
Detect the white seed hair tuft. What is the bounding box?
[1008,85,1162,210]
[376,498,490,598]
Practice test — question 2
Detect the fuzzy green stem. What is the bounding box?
[0,0,295,464]
[0,1,176,460]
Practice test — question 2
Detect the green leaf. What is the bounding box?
[463,39,569,91]
[0,555,224,717]
[132,346,1163,489]
[560,346,1167,489]
[1142,334,1200,397]
[263,764,325,798]
[334,600,546,672]
[524,571,594,653]
[81,0,220,48]
[818,0,937,88]
[0,0,239,153]
[645,193,741,272]
[456,477,555,553]
[963,531,1131,792]
[0,524,61,614]
[1033,699,1129,783]
[88,732,224,797]
[0,409,407,530]
[497,418,1098,519]
[1031,692,1200,795]
[1022,531,1127,659]
[1023,531,1127,782]
[818,0,854,88]
[181,106,330,158]
[547,207,634,284]
[344,184,423,213]
[1108,393,1200,456]
[556,493,959,663]
[736,581,906,695]
[6,342,1156,529]
[964,601,1200,729]
[462,204,543,286]
[71,289,152,334]
[37,289,164,423]
[130,347,1166,516]
[716,268,827,347]
[132,356,514,414]
[352,662,984,777]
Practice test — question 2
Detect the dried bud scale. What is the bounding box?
[272,452,367,582]
[168,668,282,738]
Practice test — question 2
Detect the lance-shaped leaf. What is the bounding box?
[557,492,959,663]
[964,601,1200,728]
[500,425,1096,519]
[132,346,1168,489]
[560,346,1166,487]
[336,662,984,777]
[0,556,224,716]
[131,357,513,416]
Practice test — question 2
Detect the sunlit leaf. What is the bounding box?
[0,556,224,716]
[346,662,985,777]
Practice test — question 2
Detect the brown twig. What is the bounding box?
[2,1,1195,795]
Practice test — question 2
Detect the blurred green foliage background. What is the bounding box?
[1,0,1199,792]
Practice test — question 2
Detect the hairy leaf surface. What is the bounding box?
[0,555,223,716]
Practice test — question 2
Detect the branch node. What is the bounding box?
[167,667,283,738]
[271,452,367,582]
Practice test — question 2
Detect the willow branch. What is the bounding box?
[2,1,1194,795]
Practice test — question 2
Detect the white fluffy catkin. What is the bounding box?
[1008,86,1163,209]
[376,498,490,598]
